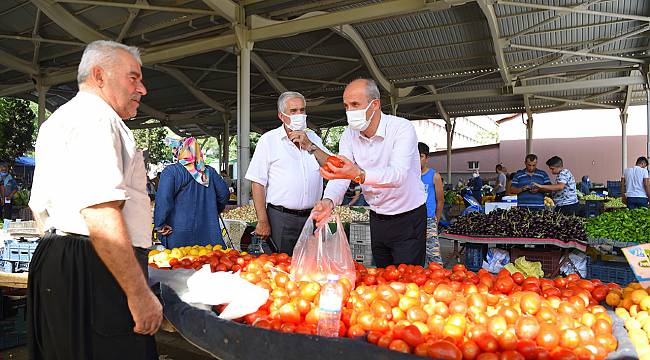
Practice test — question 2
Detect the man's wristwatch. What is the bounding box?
[307,144,318,154]
[353,168,366,184]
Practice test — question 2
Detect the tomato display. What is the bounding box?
[150,249,621,359]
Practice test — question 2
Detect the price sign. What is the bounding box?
[622,244,650,287]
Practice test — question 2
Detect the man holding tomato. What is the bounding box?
[312,78,427,268]
[245,91,331,255]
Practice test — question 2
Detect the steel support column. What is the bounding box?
[445,120,455,184]
[223,112,231,173]
[236,23,253,205]
[36,80,49,126]
[621,112,628,175]
[525,115,534,155]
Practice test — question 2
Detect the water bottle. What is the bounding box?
[317,274,343,337]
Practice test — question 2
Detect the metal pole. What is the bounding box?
[445,120,453,184]
[238,42,252,205]
[37,80,48,126]
[646,73,650,158]
[390,94,398,116]
[621,112,628,176]
[223,112,230,173]
[525,115,534,155]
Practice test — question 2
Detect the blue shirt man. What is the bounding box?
[510,154,551,209]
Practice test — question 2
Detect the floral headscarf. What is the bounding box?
[175,137,209,187]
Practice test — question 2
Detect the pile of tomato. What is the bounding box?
[151,252,622,359]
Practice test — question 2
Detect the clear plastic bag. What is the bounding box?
[290,215,356,285]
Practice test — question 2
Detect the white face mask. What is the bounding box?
[282,112,307,131]
[346,100,376,131]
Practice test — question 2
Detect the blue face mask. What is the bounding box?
[0,172,7,177]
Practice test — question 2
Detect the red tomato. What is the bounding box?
[591,286,609,302]
[326,155,344,168]
[347,324,366,337]
[427,340,462,360]
[560,328,580,349]
[475,333,499,353]
[377,334,393,348]
[515,316,540,340]
[401,325,424,347]
[536,325,560,350]
[495,276,515,294]
[520,292,542,315]
[434,283,455,304]
[367,331,382,344]
[516,339,537,359]
[512,272,525,285]
[500,351,525,360]
[278,303,301,324]
[388,339,411,353]
[460,340,480,360]
[453,264,467,273]
[498,328,518,351]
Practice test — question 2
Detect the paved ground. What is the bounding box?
[1,239,460,360]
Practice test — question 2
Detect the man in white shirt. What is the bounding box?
[28,40,161,359]
[245,91,329,255]
[622,156,650,209]
[312,79,427,267]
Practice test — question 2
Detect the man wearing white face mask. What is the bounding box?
[312,79,427,267]
[245,91,329,255]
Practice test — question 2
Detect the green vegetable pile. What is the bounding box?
[604,197,625,209]
[583,194,605,201]
[11,189,30,206]
[586,208,650,242]
[444,190,459,205]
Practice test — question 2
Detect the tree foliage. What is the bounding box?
[0,97,36,163]
[132,127,173,166]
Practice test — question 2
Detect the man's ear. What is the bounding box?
[92,66,104,87]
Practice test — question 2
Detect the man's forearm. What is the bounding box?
[251,182,269,223]
[81,202,149,298]
[436,201,444,221]
[313,148,329,167]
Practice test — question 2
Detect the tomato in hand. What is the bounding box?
[327,155,345,168]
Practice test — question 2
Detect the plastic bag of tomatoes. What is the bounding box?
[290,215,356,286]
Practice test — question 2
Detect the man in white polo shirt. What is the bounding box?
[312,78,427,267]
[245,91,329,255]
[622,156,650,209]
[28,40,160,359]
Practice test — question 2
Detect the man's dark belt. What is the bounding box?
[268,203,312,217]
[370,204,425,221]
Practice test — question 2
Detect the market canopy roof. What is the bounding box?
[0,0,648,137]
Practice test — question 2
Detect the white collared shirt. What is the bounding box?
[323,113,426,215]
[29,91,152,248]
[245,125,328,210]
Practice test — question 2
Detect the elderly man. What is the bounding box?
[245,91,329,255]
[510,154,552,210]
[312,79,427,268]
[28,40,161,359]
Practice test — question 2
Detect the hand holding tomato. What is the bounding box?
[320,155,362,181]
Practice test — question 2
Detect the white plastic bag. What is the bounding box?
[290,215,356,285]
[560,251,588,278]
[482,248,510,273]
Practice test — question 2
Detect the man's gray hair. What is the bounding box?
[277,91,306,113]
[77,40,142,85]
[363,78,381,101]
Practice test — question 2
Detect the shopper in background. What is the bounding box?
[418,142,444,267]
[246,91,330,255]
[622,156,650,209]
[311,78,427,268]
[533,156,579,215]
[495,164,507,201]
[342,181,368,206]
[580,175,591,195]
[28,40,160,359]
[154,137,230,248]
[468,170,483,204]
[510,154,552,210]
[0,163,18,220]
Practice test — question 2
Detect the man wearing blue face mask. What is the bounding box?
[312,79,427,268]
[245,91,330,255]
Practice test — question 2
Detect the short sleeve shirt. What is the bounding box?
[624,166,649,198]
[511,168,552,208]
[554,169,579,206]
[29,91,152,248]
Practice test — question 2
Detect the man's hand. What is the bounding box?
[288,130,313,150]
[127,288,163,335]
[255,219,271,239]
[311,199,334,228]
[158,224,172,236]
[320,155,361,181]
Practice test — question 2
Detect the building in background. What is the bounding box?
[418,105,648,185]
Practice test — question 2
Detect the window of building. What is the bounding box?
[468,161,479,170]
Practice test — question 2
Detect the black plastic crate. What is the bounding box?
[588,259,636,285]
[607,181,622,197]
[585,200,604,218]
[464,243,487,272]
[0,307,27,350]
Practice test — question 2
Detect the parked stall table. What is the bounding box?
[0,272,28,289]
[439,233,587,277]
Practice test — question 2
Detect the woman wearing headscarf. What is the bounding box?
[154,137,230,248]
